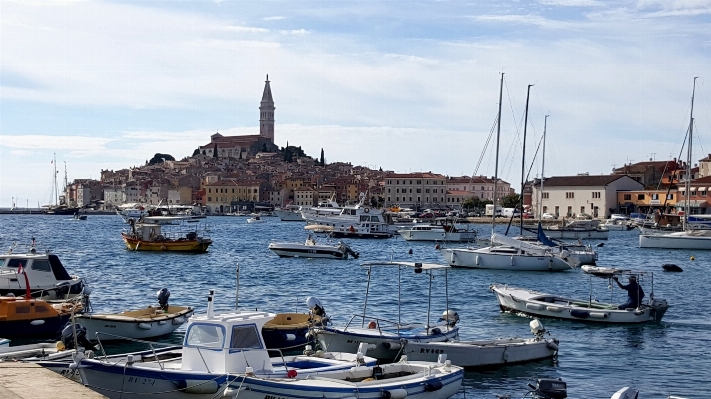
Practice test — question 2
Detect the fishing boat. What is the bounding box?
[268,235,359,259]
[0,295,82,338]
[121,218,212,252]
[640,78,711,250]
[262,297,327,350]
[490,268,669,323]
[402,319,559,368]
[74,288,193,341]
[77,289,463,399]
[0,242,89,301]
[317,262,460,362]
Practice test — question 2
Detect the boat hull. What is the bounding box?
[490,284,667,323]
[540,229,609,240]
[0,314,72,338]
[79,358,463,399]
[639,233,711,250]
[398,230,477,242]
[440,248,573,271]
[330,231,393,239]
[75,307,193,341]
[274,210,304,221]
[317,326,459,361]
[121,234,212,252]
[404,338,558,368]
[268,243,347,259]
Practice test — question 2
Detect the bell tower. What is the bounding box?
[259,74,275,142]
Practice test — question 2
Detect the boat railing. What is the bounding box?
[342,314,413,336]
[91,332,291,374]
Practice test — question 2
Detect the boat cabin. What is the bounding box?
[0,250,84,299]
[182,294,276,374]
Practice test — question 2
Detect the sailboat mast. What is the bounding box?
[539,115,548,220]
[519,84,533,233]
[492,73,504,231]
[53,153,58,207]
[684,77,698,229]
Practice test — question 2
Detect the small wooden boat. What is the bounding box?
[262,297,328,350]
[122,219,212,252]
[402,319,559,368]
[74,288,193,341]
[0,296,82,338]
[490,269,670,323]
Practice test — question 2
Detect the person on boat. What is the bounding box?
[612,275,645,309]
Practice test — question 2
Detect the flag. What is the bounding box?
[17,263,24,274]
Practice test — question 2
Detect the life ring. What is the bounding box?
[364,207,370,213]
[368,321,377,329]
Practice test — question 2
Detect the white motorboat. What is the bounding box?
[440,233,578,271]
[398,223,477,242]
[402,319,559,368]
[317,262,460,361]
[274,205,304,221]
[490,268,669,323]
[0,242,89,301]
[268,235,359,259]
[74,288,193,341]
[78,290,464,399]
[601,219,633,231]
[246,215,266,223]
[325,220,394,239]
[539,218,610,240]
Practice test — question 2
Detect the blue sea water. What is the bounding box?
[0,214,708,398]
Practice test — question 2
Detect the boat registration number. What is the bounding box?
[127,377,156,386]
[419,348,446,354]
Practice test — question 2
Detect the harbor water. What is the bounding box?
[0,214,708,398]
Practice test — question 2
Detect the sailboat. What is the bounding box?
[439,76,577,271]
[43,155,80,215]
[639,77,711,250]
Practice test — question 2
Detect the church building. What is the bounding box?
[198,75,278,158]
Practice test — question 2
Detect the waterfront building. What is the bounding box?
[445,176,513,202]
[384,172,446,209]
[294,187,316,206]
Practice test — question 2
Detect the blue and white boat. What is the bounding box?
[78,289,463,399]
[317,262,460,361]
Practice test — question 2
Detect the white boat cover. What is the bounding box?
[491,233,549,254]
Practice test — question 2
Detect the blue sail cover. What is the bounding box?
[537,222,558,247]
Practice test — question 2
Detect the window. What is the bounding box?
[417,180,421,184]
[409,189,412,193]
[425,189,430,193]
[186,324,225,348]
[651,194,659,200]
[581,206,585,214]
[637,194,645,200]
[416,188,421,193]
[207,197,212,202]
[566,192,574,199]
[230,325,263,349]
[592,192,601,199]
[567,206,573,216]
[542,193,549,199]
[624,194,631,200]
[31,260,51,272]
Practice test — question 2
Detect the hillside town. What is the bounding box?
[59,77,710,219]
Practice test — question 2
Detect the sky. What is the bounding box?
[2,0,711,207]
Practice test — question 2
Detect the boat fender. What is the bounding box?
[424,379,443,392]
[526,303,543,311]
[589,312,607,319]
[381,388,408,399]
[287,369,298,378]
[429,327,441,335]
[158,320,167,325]
[570,309,590,319]
[546,306,562,312]
[285,333,296,341]
[177,380,219,394]
[382,341,401,350]
[546,339,559,351]
[662,264,683,272]
[30,320,46,326]
[138,323,152,330]
[172,317,185,325]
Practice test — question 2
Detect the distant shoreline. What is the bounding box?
[0,209,116,215]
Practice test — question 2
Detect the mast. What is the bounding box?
[519,84,533,233]
[539,115,548,220]
[684,77,698,229]
[63,161,68,206]
[492,73,504,233]
[53,153,58,207]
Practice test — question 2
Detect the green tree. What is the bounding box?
[148,153,176,165]
[500,194,520,209]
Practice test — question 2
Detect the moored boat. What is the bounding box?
[0,296,82,338]
[268,235,358,259]
[262,297,328,350]
[122,219,212,252]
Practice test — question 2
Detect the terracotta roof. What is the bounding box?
[542,175,637,187]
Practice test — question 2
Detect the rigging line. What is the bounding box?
[471,115,498,178]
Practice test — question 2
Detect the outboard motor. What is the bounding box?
[306,296,328,324]
[157,288,170,310]
[54,281,71,298]
[610,387,639,399]
[61,323,95,351]
[528,378,567,399]
[440,310,459,326]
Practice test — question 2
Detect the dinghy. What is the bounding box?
[490,269,670,323]
[402,319,559,368]
[77,290,463,399]
[268,235,359,259]
[74,288,193,341]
